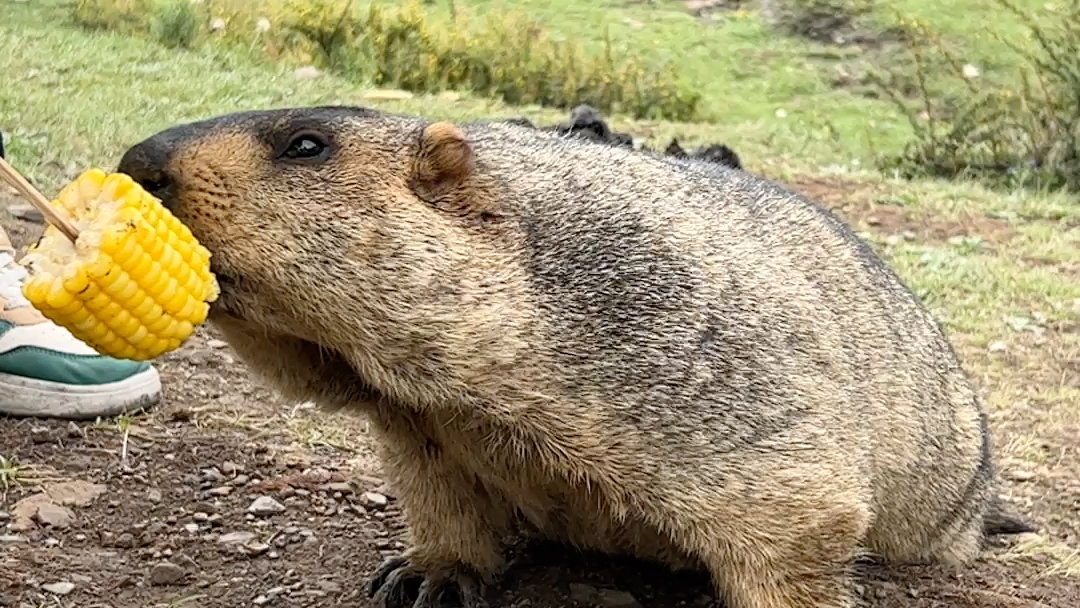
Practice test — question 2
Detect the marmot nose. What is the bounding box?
[117,131,179,208]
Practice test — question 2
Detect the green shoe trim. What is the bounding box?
[0,323,152,386]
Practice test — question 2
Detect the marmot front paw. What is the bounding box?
[368,553,489,608]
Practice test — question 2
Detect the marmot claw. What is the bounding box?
[369,555,488,608]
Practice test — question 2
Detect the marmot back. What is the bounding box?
[117,106,1029,608]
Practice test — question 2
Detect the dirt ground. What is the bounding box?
[1,177,1078,608]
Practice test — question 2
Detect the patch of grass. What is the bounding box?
[1014,534,1080,578]
[0,455,25,491]
[874,0,1080,192]
[151,0,205,49]
[71,0,701,120]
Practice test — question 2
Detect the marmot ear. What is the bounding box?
[410,121,475,205]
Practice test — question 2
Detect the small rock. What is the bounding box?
[253,596,270,606]
[988,341,1008,353]
[0,535,26,543]
[218,531,256,545]
[319,580,343,593]
[149,561,186,585]
[42,581,75,595]
[194,502,218,514]
[116,532,137,548]
[1007,470,1036,482]
[201,468,225,483]
[295,66,321,80]
[249,496,286,516]
[595,589,642,608]
[66,421,83,437]
[208,486,233,497]
[10,494,50,531]
[44,538,60,547]
[884,234,902,246]
[361,492,388,510]
[45,480,107,507]
[147,489,163,503]
[183,523,200,534]
[233,474,251,486]
[7,203,45,224]
[207,339,229,350]
[569,583,597,604]
[245,542,270,556]
[0,511,8,521]
[30,426,51,443]
[220,461,239,475]
[75,534,86,541]
[207,514,224,526]
[327,482,353,494]
[865,216,881,226]
[902,230,917,241]
[35,502,74,528]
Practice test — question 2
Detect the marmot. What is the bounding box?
[117,106,1030,608]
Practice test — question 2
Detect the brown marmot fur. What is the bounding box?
[117,106,1030,608]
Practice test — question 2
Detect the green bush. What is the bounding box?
[71,0,701,121]
[874,1,1080,193]
[152,0,205,49]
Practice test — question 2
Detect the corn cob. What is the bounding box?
[19,168,219,361]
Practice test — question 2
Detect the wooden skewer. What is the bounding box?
[0,155,80,243]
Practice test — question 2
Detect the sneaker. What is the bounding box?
[0,233,162,419]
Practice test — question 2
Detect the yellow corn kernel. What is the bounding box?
[19,168,220,361]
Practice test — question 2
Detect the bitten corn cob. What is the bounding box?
[19,168,219,361]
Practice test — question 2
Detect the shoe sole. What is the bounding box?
[0,367,162,420]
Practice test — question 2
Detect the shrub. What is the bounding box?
[874,1,1080,193]
[151,0,205,49]
[71,0,702,121]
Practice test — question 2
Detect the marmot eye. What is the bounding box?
[281,132,329,161]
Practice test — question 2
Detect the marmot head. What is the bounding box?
[117,106,506,351]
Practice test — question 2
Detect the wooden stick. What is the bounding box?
[0,156,79,243]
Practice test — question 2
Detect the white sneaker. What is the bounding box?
[0,236,162,419]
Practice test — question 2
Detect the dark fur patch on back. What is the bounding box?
[521,202,701,382]
[520,192,806,453]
